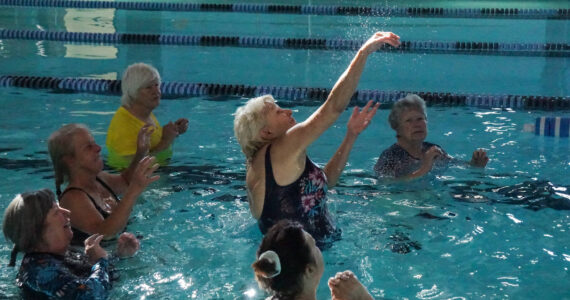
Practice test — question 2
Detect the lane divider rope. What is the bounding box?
[0,0,568,19]
[0,75,568,110]
[1,29,568,57]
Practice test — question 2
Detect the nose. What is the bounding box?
[285,109,292,116]
[59,206,71,217]
[94,144,102,153]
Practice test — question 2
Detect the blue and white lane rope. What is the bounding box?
[1,29,568,57]
[534,117,570,137]
[0,75,568,110]
[0,0,568,20]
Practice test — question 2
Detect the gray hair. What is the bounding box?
[47,123,89,196]
[3,189,56,265]
[120,63,161,107]
[388,94,427,131]
[233,95,275,161]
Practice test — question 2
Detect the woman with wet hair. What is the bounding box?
[48,123,159,246]
[252,220,373,300]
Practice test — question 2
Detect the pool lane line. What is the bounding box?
[1,29,569,58]
[0,75,568,110]
[0,0,569,20]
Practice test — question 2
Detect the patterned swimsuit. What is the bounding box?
[17,252,110,299]
[374,142,450,178]
[259,145,341,247]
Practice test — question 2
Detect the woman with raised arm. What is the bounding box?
[234,32,400,246]
[48,123,159,246]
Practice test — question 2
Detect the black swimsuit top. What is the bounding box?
[259,145,340,248]
[60,177,120,246]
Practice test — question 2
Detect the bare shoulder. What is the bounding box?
[59,189,91,209]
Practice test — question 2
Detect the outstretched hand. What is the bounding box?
[328,270,373,300]
[360,31,401,55]
[174,118,189,135]
[470,149,489,167]
[129,156,160,193]
[347,100,380,137]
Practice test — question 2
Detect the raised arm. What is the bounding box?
[324,100,379,187]
[284,32,400,153]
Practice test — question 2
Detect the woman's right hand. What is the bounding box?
[128,156,160,195]
[328,270,373,300]
[136,124,154,156]
[421,145,443,171]
[360,31,401,55]
[85,234,108,265]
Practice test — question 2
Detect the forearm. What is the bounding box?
[96,194,138,237]
[325,50,371,114]
[324,133,358,188]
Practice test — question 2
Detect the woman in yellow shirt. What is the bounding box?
[106,63,188,169]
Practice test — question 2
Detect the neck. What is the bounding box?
[125,103,152,122]
[397,138,423,158]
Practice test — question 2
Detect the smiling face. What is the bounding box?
[40,203,73,255]
[67,128,103,174]
[397,108,428,143]
[260,102,296,141]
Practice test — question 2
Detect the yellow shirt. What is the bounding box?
[106,106,172,169]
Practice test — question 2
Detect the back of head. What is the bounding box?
[251,220,314,298]
[3,189,55,265]
[47,123,88,196]
[121,62,161,107]
[388,94,427,131]
[233,95,274,161]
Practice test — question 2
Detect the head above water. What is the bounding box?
[3,189,57,265]
[233,94,276,161]
[47,123,91,196]
[388,94,427,131]
[252,220,321,299]
[121,63,161,108]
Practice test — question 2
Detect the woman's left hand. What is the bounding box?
[347,100,380,136]
[470,149,489,167]
[116,232,140,258]
[175,118,189,135]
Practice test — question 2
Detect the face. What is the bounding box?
[304,231,324,284]
[136,80,161,110]
[69,129,103,174]
[261,102,296,140]
[397,109,428,143]
[41,203,72,255]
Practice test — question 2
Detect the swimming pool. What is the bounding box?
[0,1,569,299]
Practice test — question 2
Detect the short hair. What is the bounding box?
[233,95,275,161]
[121,63,161,107]
[3,189,56,265]
[47,123,89,196]
[388,94,427,131]
[251,220,315,298]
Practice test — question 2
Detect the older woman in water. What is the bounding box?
[106,62,189,169]
[252,220,373,300]
[48,123,159,246]
[234,32,400,246]
[374,94,488,179]
[3,189,139,299]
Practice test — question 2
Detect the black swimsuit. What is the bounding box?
[259,145,341,248]
[60,177,120,245]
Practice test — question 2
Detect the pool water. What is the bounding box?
[0,1,569,299]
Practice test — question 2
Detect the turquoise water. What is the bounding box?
[1,1,569,299]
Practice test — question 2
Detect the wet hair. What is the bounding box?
[388,94,427,131]
[233,95,275,161]
[47,123,89,196]
[121,62,161,108]
[252,220,315,299]
[2,189,56,266]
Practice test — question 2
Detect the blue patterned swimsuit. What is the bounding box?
[259,145,341,247]
[17,252,110,299]
[374,142,450,178]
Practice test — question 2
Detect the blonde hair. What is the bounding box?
[121,62,161,107]
[233,95,275,161]
[47,123,88,196]
[3,189,56,265]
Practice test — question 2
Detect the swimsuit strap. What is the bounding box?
[95,176,120,203]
